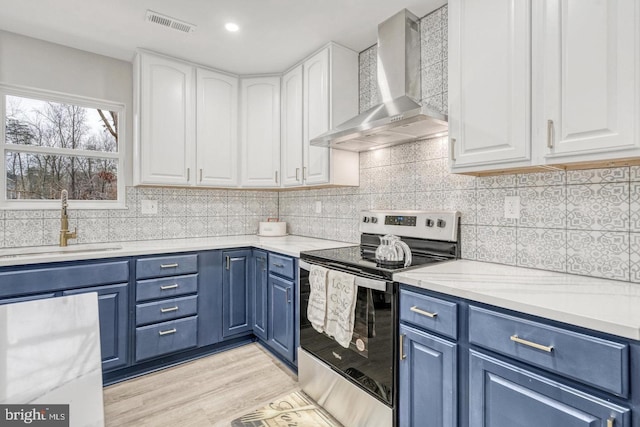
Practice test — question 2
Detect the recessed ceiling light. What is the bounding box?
[225,22,239,32]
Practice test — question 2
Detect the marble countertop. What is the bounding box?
[0,292,104,426]
[394,260,640,341]
[0,235,356,267]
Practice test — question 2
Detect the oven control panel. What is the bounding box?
[360,210,460,241]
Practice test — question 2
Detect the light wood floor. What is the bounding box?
[103,344,300,426]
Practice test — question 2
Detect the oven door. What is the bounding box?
[299,259,396,407]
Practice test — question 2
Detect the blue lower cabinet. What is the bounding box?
[135,316,198,362]
[398,323,457,427]
[469,349,631,427]
[63,283,129,372]
[222,250,252,338]
[252,250,268,341]
[268,274,295,362]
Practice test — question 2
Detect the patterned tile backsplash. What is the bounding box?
[0,188,279,247]
[2,4,640,286]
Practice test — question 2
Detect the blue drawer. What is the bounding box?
[136,274,198,302]
[400,288,457,340]
[469,306,629,397]
[0,293,56,305]
[268,253,295,280]
[135,316,198,362]
[136,295,198,326]
[136,254,198,279]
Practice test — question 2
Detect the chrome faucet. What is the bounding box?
[59,190,77,247]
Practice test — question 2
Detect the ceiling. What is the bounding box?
[0,0,447,75]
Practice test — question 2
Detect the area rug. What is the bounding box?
[231,391,342,427]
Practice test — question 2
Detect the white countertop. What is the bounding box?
[0,292,104,427]
[0,235,356,267]
[394,260,640,341]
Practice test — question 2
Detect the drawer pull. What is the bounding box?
[399,334,406,360]
[160,306,179,313]
[226,256,230,270]
[510,335,554,353]
[159,328,177,336]
[160,284,179,290]
[160,263,179,269]
[286,288,291,304]
[273,263,285,268]
[410,306,438,318]
[608,417,615,427]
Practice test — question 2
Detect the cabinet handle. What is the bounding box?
[160,284,179,290]
[273,263,285,268]
[303,167,307,180]
[286,288,291,304]
[450,138,456,161]
[160,306,179,313]
[275,171,279,184]
[159,328,177,336]
[608,417,615,427]
[296,168,300,181]
[187,168,190,181]
[410,306,438,318]
[547,119,554,149]
[160,263,179,269]
[199,168,203,182]
[510,335,554,353]
[225,255,230,270]
[399,333,406,360]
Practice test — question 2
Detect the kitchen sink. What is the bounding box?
[0,243,123,259]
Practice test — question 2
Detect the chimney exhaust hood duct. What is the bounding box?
[311,9,447,152]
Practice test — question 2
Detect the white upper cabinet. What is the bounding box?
[136,52,195,185]
[303,48,332,185]
[281,65,304,187]
[240,77,281,187]
[449,0,640,174]
[534,0,640,163]
[448,0,531,171]
[135,51,239,187]
[196,68,239,186]
[281,43,359,188]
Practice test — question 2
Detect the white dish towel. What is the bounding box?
[307,264,329,333]
[324,270,357,348]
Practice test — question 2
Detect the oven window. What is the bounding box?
[300,275,395,406]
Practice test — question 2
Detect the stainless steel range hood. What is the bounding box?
[311,9,447,152]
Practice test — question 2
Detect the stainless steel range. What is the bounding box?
[298,210,461,427]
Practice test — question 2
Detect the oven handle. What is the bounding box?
[299,260,388,292]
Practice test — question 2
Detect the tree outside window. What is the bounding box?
[2,91,124,206]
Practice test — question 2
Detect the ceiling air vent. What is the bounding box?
[145,10,196,33]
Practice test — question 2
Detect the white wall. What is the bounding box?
[0,29,134,184]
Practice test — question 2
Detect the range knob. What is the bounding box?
[363,216,370,223]
[371,217,378,224]
[426,219,434,227]
[437,219,446,228]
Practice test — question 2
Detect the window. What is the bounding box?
[1,86,125,209]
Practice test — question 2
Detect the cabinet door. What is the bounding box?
[469,350,630,427]
[281,65,304,187]
[268,274,295,362]
[398,324,457,427]
[64,283,129,372]
[222,250,252,337]
[449,0,531,170]
[303,48,331,185]
[240,77,281,187]
[252,250,268,340]
[196,68,239,186]
[536,0,639,161]
[138,53,194,185]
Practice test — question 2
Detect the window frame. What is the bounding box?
[0,84,126,210]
